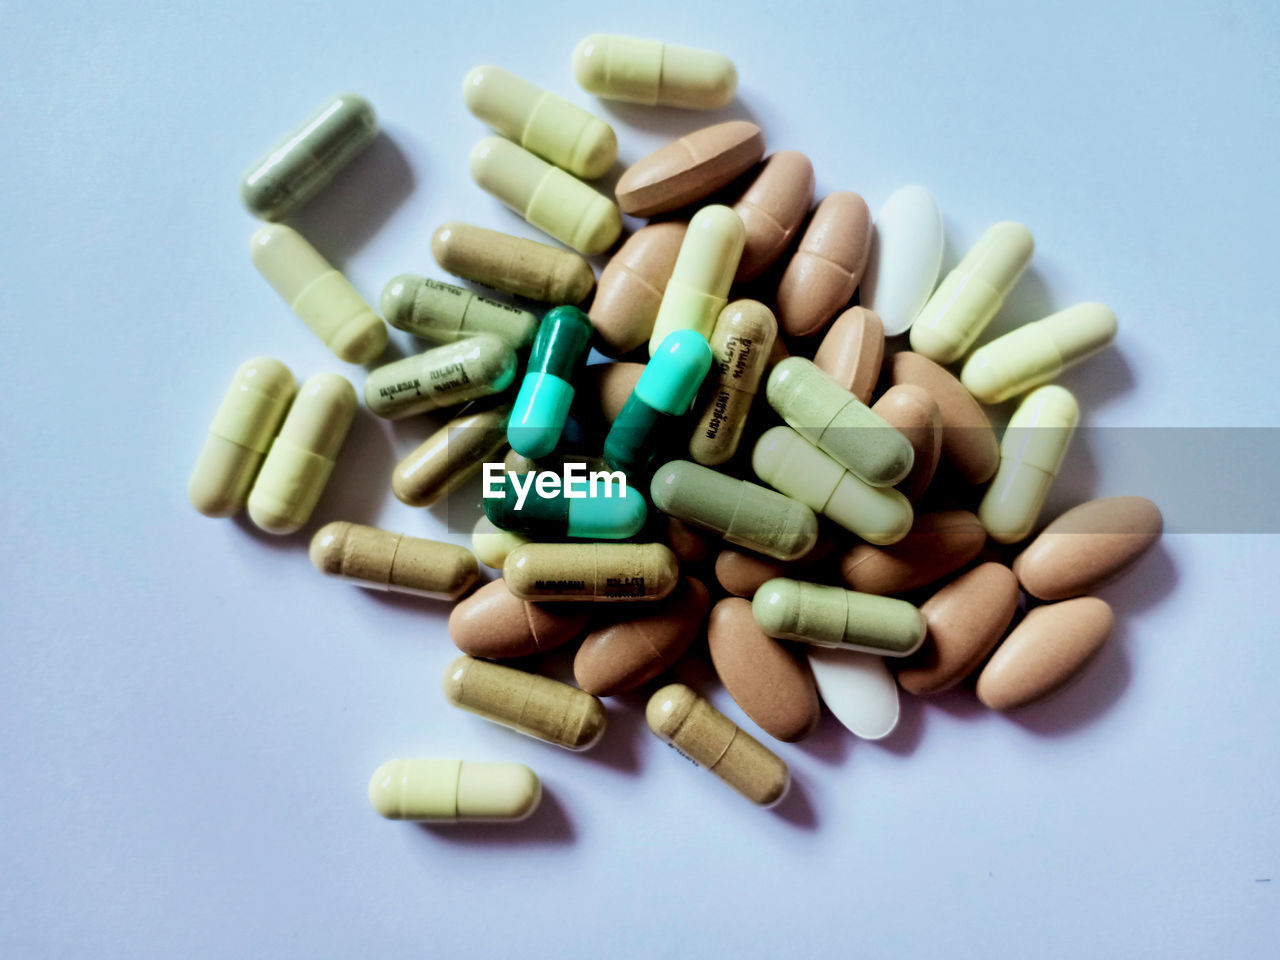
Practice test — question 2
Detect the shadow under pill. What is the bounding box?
[230,510,304,549]
[794,707,852,765]
[581,694,647,775]
[308,409,398,529]
[1094,542,1179,617]
[872,688,926,756]
[416,783,575,846]
[772,774,817,830]
[1005,620,1133,737]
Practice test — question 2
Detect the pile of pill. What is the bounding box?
[192,34,1164,821]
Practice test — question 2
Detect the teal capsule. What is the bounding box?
[603,330,713,476]
[484,471,647,540]
[508,306,594,458]
[381,274,539,349]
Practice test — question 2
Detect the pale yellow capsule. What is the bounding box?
[689,300,777,466]
[471,514,530,569]
[368,759,541,822]
[310,522,479,599]
[649,205,745,355]
[573,35,737,110]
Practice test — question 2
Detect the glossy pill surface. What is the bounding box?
[776,192,872,337]
[859,185,944,335]
[589,222,687,356]
[432,221,594,304]
[807,649,900,740]
[871,384,942,501]
[890,352,1000,484]
[715,549,789,598]
[573,35,737,109]
[391,403,510,507]
[310,522,478,600]
[485,474,647,540]
[615,121,764,217]
[504,542,678,602]
[689,300,777,466]
[381,274,538,349]
[753,578,926,656]
[364,335,516,420]
[470,515,530,570]
[509,305,594,458]
[839,510,986,595]
[368,759,540,822]
[649,205,745,355]
[449,578,589,659]
[732,151,814,282]
[812,307,884,404]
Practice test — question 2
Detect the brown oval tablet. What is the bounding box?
[889,351,999,484]
[667,516,714,565]
[977,596,1114,710]
[871,384,942,502]
[708,597,820,742]
[895,563,1020,695]
[573,578,711,696]
[615,121,765,217]
[589,222,687,356]
[813,307,884,403]
[731,150,815,282]
[431,221,595,304]
[840,510,986,595]
[714,537,835,597]
[448,578,590,659]
[775,192,872,338]
[1013,496,1163,601]
[576,361,646,426]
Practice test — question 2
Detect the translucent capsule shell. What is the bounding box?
[648,205,745,355]
[689,300,777,466]
[432,221,595,304]
[573,34,737,110]
[309,522,478,600]
[364,336,516,420]
[368,759,540,822]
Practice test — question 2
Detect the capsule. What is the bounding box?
[463,65,617,179]
[449,578,589,659]
[250,224,387,364]
[776,192,872,338]
[961,302,1119,404]
[443,655,607,750]
[812,307,883,404]
[589,222,687,356]
[910,221,1034,363]
[978,385,1079,544]
[369,759,540,823]
[508,306,594,458]
[646,684,789,806]
[239,93,377,222]
[431,221,595,304]
[485,472,647,540]
[615,121,764,217]
[859,185,944,336]
[469,137,621,256]
[188,357,295,517]
[572,35,737,109]
[364,336,516,421]
[381,274,538,349]
[392,403,510,507]
[471,515,530,570]
[503,542,679,601]
[309,521,479,599]
[689,300,777,466]
[648,205,745,355]
[247,373,356,534]
[732,151,815,282]
[649,460,818,561]
[752,578,926,656]
[604,330,713,475]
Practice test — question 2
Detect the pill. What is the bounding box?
[859,185,944,336]
[578,362,647,426]
[391,403,510,507]
[961,302,1119,404]
[978,385,1079,543]
[708,598,820,742]
[650,460,819,562]
[665,516,714,565]
[250,224,387,364]
[471,515,530,569]
[808,650,900,740]
[976,597,1114,711]
[575,578,711,696]
[910,221,1034,363]
[508,305,594,458]
[870,384,942,502]
[463,65,617,180]
[604,330,714,475]
[648,205,745,355]
[443,655,607,750]
[752,578,926,656]
[364,335,516,420]
[432,221,595,304]
[812,307,884,404]
[381,274,538,350]
[572,35,737,110]
[767,357,913,486]
[239,92,377,222]
[732,151,815,282]
[449,578,590,659]
[615,121,764,217]
[469,137,621,256]
[839,510,986,595]
[889,352,1000,484]
[646,684,789,807]
[368,759,541,822]
[188,357,296,517]
[1013,496,1162,601]
[504,542,678,602]
[776,192,872,338]
[309,521,479,600]
[689,300,777,466]
[713,537,835,597]
[589,222,687,356]
[485,473,647,540]
[246,372,356,534]
[752,426,913,545]
[895,562,1021,696]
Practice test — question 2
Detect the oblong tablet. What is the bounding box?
[577,362,647,426]
[589,222,687,356]
[812,307,884,404]
[503,542,679,602]
[573,35,737,110]
[666,516,714,565]
[889,351,1000,484]
[839,510,986,595]
[808,649,900,740]
[859,186,944,336]
[732,151,815,281]
[368,759,540,822]
[310,522,479,600]
[776,192,872,337]
[449,578,589,659]
[871,384,942,501]
[753,578,926,656]
[616,121,764,217]
[432,221,595,303]
[391,403,510,507]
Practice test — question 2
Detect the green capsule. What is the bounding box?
[508,306,594,458]
[381,274,538,349]
[752,578,926,656]
[364,335,517,420]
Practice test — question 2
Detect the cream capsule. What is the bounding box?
[188,357,295,517]
[503,542,679,602]
[752,578,926,656]
[449,579,589,659]
[889,352,1000,484]
[859,185,944,336]
[443,655,607,750]
[961,302,1119,403]
[470,515,530,570]
[615,121,764,217]
[469,137,621,256]
[910,221,1034,363]
[589,222,687,356]
[364,336,516,420]
[432,221,595,304]
[463,65,617,179]
[812,307,884,404]
[689,300,777,466]
[250,224,387,364]
[391,403,510,507]
[309,522,478,600]
[573,35,737,109]
[978,385,1079,543]
[732,151,814,282]
[871,384,942,501]
[776,192,872,338]
[381,274,538,349]
[646,684,789,807]
[807,650,900,740]
[368,759,540,822]
[649,205,745,355]
[839,510,986,595]
[247,372,356,534]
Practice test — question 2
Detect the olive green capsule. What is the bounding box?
[752,578,926,656]
[364,335,517,420]
[381,274,538,350]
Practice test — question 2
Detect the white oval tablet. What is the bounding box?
[859,186,944,336]
[807,648,900,740]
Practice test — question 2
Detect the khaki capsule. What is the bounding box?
[364,335,516,420]
[443,655,607,750]
[309,521,479,600]
[381,274,538,349]
[247,372,356,535]
[649,205,745,355]
[732,151,815,282]
[503,542,679,602]
[615,121,764,218]
[188,357,296,518]
[573,34,737,110]
[689,300,777,466]
[431,221,595,304]
[752,578,926,656]
[812,307,884,404]
[839,510,986,595]
[776,192,872,338]
[871,384,942,502]
[889,352,1000,484]
[368,759,540,822]
[589,222,687,356]
[391,403,510,507]
[471,515,530,569]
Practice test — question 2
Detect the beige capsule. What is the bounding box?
[871,384,942,502]
[889,351,999,484]
[615,121,765,217]
[813,307,884,404]
[503,542,679,602]
[840,510,986,595]
[448,578,589,659]
[310,522,478,600]
[588,222,687,357]
[431,221,595,304]
[731,151,815,281]
[689,300,777,466]
[776,192,873,338]
[391,403,510,507]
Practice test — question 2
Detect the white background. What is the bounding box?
[3,1,1277,957]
